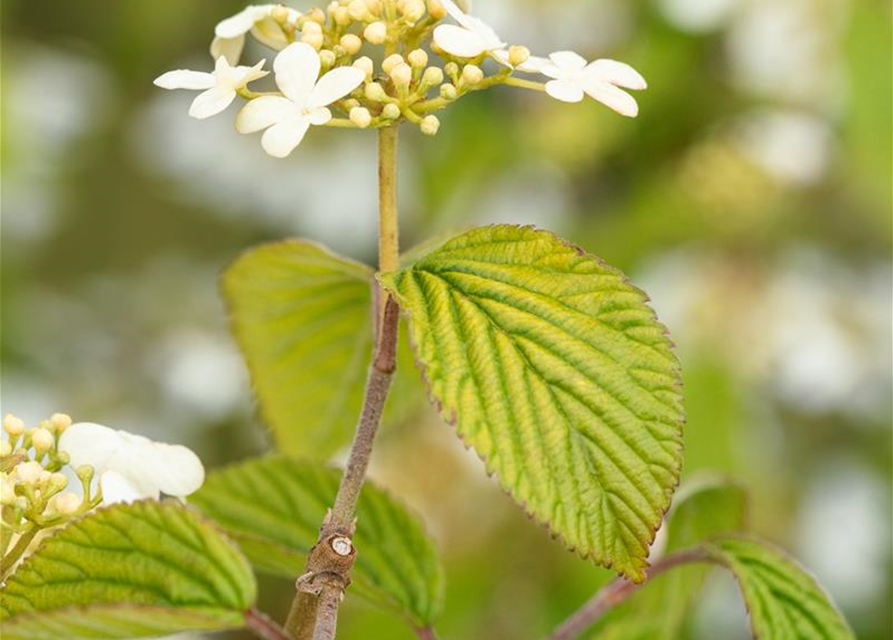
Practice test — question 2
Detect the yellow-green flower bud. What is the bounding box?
[508,45,530,67]
[401,0,426,22]
[390,62,413,87]
[353,56,374,79]
[31,427,54,455]
[50,413,72,433]
[3,414,24,437]
[427,0,446,19]
[440,83,458,100]
[365,82,388,101]
[302,32,324,50]
[407,49,429,69]
[420,115,441,136]
[341,33,363,55]
[444,61,459,79]
[350,106,373,128]
[364,21,387,44]
[382,103,401,120]
[334,6,351,25]
[53,492,80,515]
[271,4,291,23]
[319,49,337,68]
[462,64,484,85]
[382,54,404,75]
[422,66,444,86]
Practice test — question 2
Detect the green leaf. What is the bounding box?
[223,240,422,458]
[706,536,855,640]
[379,225,684,581]
[0,501,256,640]
[190,455,444,626]
[599,475,748,636]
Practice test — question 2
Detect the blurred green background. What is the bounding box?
[2,0,891,639]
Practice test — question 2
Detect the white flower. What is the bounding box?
[237,43,366,158]
[154,56,268,120]
[211,4,302,65]
[59,423,205,505]
[536,51,647,117]
[433,0,506,58]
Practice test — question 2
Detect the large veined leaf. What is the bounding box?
[706,537,855,640]
[380,225,684,581]
[223,240,419,458]
[190,455,444,626]
[0,501,255,640]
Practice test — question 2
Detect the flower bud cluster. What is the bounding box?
[2,412,92,568]
[156,1,648,157]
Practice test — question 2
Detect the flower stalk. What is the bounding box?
[284,126,402,640]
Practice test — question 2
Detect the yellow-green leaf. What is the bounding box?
[190,455,444,626]
[706,537,855,640]
[380,225,684,582]
[0,501,256,640]
[223,240,419,457]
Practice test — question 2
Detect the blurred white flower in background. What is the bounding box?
[734,110,833,185]
[657,0,741,33]
[59,422,205,504]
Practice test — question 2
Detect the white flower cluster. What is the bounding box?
[155,0,647,158]
[2,413,205,573]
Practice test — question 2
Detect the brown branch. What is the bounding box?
[542,547,710,640]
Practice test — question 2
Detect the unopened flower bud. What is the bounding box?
[31,428,54,454]
[365,0,383,15]
[364,21,387,44]
[16,461,44,485]
[3,414,24,437]
[382,54,404,75]
[365,82,388,101]
[343,98,361,110]
[348,0,369,20]
[444,61,459,79]
[307,7,326,23]
[382,103,401,120]
[350,106,373,128]
[341,33,362,55]
[407,49,429,69]
[427,0,446,19]
[401,0,426,22]
[49,472,68,491]
[54,492,80,515]
[440,83,458,100]
[420,115,441,136]
[334,6,351,24]
[14,496,29,512]
[302,32,324,49]
[422,66,444,86]
[353,56,374,79]
[271,4,291,23]
[56,451,70,465]
[1,477,15,505]
[390,62,413,87]
[319,49,336,68]
[76,464,95,483]
[302,20,323,35]
[508,45,530,67]
[462,64,484,85]
[50,413,72,433]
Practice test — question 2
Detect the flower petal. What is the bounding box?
[232,59,269,87]
[307,106,332,125]
[236,95,298,133]
[153,69,216,90]
[251,16,289,50]
[100,470,152,505]
[549,50,588,72]
[188,86,237,119]
[274,42,321,106]
[308,67,366,109]
[59,423,123,472]
[516,55,555,75]
[585,59,647,90]
[215,4,273,38]
[261,117,311,157]
[433,24,489,58]
[438,0,476,28]
[210,35,245,66]
[545,79,585,103]
[583,80,639,116]
[138,442,205,498]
